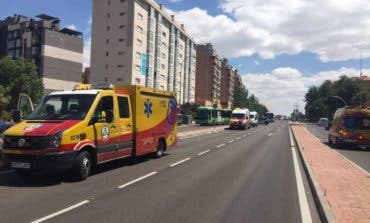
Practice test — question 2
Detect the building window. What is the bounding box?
[13,31,18,38]
[137,13,143,20]
[117,65,124,68]
[162,31,166,37]
[117,77,123,81]
[108,0,110,5]
[162,42,166,48]
[106,51,109,56]
[105,64,109,69]
[119,25,126,29]
[179,53,183,58]
[137,39,142,47]
[136,52,141,60]
[31,46,38,55]
[107,13,110,18]
[119,38,124,42]
[135,78,140,84]
[7,32,12,39]
[136,25,143,34]
[135,65,141,72]
[118,51,125,55]
[161,64,165,70]
[107,26,110,31]
[120,0,126,2]
[161,53,166,59]
[15,49,20,58]
[120,12,126,16]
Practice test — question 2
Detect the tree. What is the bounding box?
[304,75,370,121]
[0,57,43,115]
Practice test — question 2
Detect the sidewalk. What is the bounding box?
[291,124,370,223]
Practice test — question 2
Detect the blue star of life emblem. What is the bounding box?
[144,98,153,118]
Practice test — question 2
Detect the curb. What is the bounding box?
[178,127,226,139]
[290,125,337,223]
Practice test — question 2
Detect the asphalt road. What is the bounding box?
[305,123,370,173]
[0,121,319,223]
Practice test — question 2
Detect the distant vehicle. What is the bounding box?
[229,108,251,130]
[250,111,258,127]
[318,117,329,126]
[195,106,231,126]
[328,106,370,148]
[259,116,269,125]
[266,112,274,122]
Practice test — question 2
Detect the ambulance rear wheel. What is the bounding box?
[73,151,92,181]
[154,140,165,158]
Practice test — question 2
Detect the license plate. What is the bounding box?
[11,162,30,169]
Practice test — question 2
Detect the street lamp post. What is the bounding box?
[328,95,348,107]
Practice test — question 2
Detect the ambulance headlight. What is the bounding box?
[51,131,63,148]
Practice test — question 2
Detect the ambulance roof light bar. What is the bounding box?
[74,83,115,90]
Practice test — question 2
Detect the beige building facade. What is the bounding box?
[91,0,196,103]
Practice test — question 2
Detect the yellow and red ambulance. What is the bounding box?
[2,84,177,180]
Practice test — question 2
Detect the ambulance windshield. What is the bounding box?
[26,94,96,120]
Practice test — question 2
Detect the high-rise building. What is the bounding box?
[0,14,84,95]
[195,43,222,107]
[91,0,197,103]
[220,58,235,109]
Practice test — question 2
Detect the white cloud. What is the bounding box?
[242,67,367,115]
[172,1,370,61]
[66,24,77,30]
[254,60,260,66]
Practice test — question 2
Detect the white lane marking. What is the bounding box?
[236,137,241,140]
[0,170,15,175]
[243,134,247,137]
[289,129,313,223]
[247,133,251,135]
[169,158,191,167]
[198,150,210,156]
[228,139,235,143]
[118,172,158,189]
[30,200,90,223]
[268,133,273,137]
[216,143,225,148]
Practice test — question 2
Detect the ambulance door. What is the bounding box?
[91,95,120,163]
[117,95,133,155]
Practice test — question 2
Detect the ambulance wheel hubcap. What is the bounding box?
[82,158,90,174]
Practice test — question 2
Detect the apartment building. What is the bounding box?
[91,0,196,103]
[195,43,222,107]
[0,14,84,94]
[220,58,236,109]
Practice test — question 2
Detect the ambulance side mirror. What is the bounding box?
[105,110,114,123]
[12,110,21,123]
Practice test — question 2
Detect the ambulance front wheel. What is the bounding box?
[73,151,92,181]
[153,139,166,158]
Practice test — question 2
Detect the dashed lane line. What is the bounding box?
[30,200,90,223]
[228,139,235,143]
[118,172,158,189]
[197,150,210,156]
[216,143,226,148]
[169,158,191,167]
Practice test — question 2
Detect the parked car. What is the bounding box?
[318,117,329,126]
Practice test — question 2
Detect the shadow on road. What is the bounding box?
[0,153,169,187]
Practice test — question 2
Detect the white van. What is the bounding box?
[229,108,251,130]
[250,111,258,127]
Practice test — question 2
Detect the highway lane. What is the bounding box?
[0,122,320,223]
[305,123,370,173]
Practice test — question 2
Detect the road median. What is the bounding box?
[291,123,370,223]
